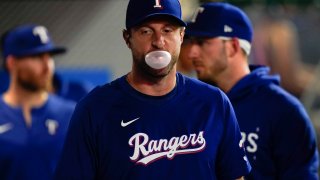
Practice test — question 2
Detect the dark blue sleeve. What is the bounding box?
[216,92,252,179]
[273,102,319,179]
[54,101,97,180]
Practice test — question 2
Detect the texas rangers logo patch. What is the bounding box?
[128,131,206,165]
[45,119,59,135]
[153,0,162,8]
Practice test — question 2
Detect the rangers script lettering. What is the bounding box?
[129,131,206,165]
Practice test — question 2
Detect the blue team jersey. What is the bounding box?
[55,73,251,180]
[0,95,75,180]
[227,65,319,179]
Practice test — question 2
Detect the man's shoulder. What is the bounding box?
[178,74,230,107]
[180,74,224,96]
[48,94,76,111]
[254,83,309,121]
[262,83,302,106]
[77,77,124,105]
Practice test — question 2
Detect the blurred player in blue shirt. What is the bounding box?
[0,24,94,102]
[0,24,75,180]
[54,0,251,179]
[186,2,319,179]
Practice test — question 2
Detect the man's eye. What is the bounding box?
[140,28,152,35]
[189,37,210,46]
[163,28,173,33]
[195,39,204,46]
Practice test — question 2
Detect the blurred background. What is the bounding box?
[0,0,319,136]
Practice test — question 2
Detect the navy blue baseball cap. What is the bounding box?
[125,0,186,29]
[186,2,253,54]
[2,24,66,59]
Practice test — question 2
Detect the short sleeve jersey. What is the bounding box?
[0,95,75,180]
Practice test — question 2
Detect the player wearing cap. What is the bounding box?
[186,2,319,179]
[54,0,251,179]
[0,24,75,180]
[0,29,94,102]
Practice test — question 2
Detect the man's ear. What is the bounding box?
[123,29,131,48]
[5,55,16,73]
[180,27,185,45]
[228,38,241,58]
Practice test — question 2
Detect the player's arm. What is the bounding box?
[273,100,318,179]
[54,101,97,179]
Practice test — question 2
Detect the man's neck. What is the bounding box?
[126,70,177,96]
[3,86,49,127]
[217,61,250,93]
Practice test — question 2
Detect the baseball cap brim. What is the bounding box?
[127,13,186,29]
[14,45,66,58]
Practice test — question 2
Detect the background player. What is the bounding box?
[0,56,94,103]
[54,0,251,179]
[0,24,75,180]
[186,2,319,179]
[177,36,196,77]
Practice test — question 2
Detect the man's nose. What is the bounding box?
[41,53,53,69]
[152,32,165,49]
[188,44,200,59]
